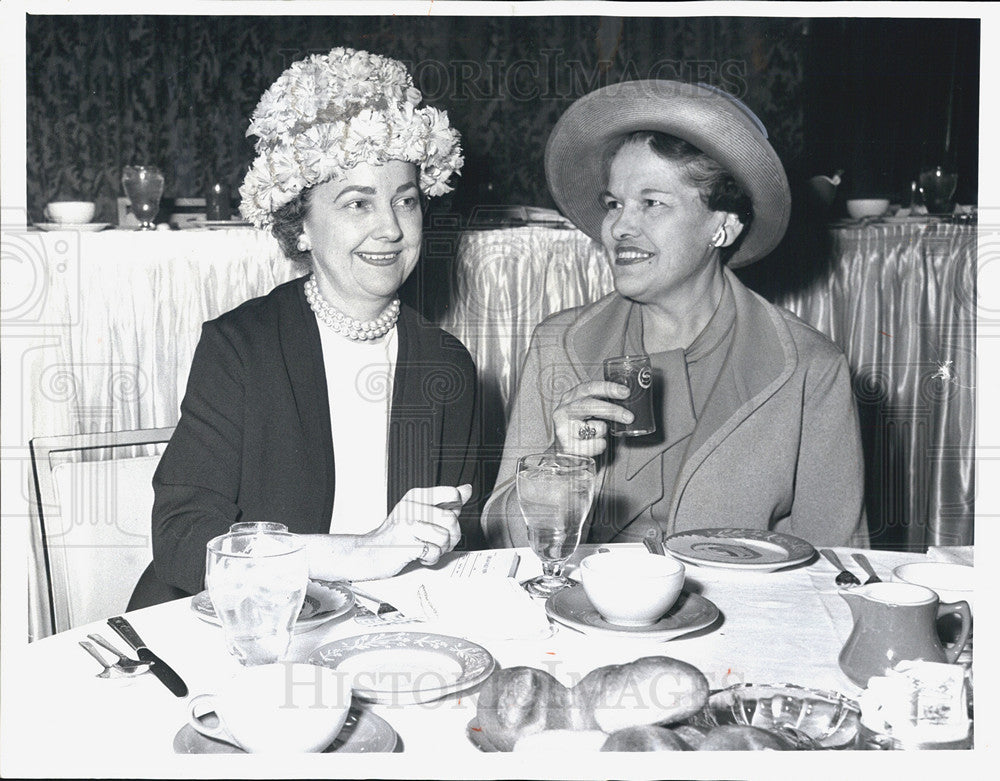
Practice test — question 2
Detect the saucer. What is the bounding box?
[173,704,398,753]
[309,631,495,705]
[179,219,252,229]
[545,584,720,641]
[35,222,110,232]
[663,528,815,572]
[190,578,354,634]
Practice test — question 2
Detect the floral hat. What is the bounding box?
[239,47,464,228]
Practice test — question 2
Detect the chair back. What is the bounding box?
[29,427,175,636]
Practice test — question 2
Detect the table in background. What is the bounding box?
[2,545,973,777]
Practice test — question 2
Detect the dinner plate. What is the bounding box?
[190,578,354,634]
[879,215,943,224]
[173,704,398,753]
[663,528,815,572]
[34,222,110,232]
[545,584,720,641]
[308,631,495,705]
[182,219,252,229]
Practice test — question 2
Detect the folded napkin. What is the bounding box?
[927,546,973,567]
[357,571,553,641]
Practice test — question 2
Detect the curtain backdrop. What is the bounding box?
[25,15,807,223]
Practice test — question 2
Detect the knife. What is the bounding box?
[107,616,188,697]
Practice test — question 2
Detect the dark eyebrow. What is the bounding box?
[334,185,376,199]
[335,182,419,200]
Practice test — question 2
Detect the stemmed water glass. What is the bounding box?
[121,165,165,230]
[516,452,597,597]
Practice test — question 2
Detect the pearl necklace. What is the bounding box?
[304,275,400,341]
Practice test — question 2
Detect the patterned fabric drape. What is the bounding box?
[25,15,807,223]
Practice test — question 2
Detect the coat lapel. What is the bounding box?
[387,306,442,510]
[664,270,798,525]
[277,277,335,532]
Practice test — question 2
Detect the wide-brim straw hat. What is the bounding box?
[545,80,791,268]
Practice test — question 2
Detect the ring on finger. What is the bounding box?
[578,422,598,440]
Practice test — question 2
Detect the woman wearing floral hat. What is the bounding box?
[129,48,483,608]
[482,81,868,550]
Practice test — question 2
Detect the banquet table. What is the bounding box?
[2,544,976,778]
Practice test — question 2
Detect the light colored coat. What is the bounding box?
[482,268,869,548]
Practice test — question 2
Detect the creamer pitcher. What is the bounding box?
[838,582,971,687]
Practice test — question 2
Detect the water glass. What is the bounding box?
[516,453,597,597]
[205,530,309,666]
[603,354,656,436]
[121,165,165,230]
[918,166,958,214]
[229,521,289,534]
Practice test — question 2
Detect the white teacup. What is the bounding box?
[187,662,352,753]
[892,562,974,611]
[44,201,96,224]
[580,550,685,626]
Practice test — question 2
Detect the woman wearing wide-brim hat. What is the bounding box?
[482,81,868,548]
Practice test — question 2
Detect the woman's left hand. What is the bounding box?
[364,484,472,569]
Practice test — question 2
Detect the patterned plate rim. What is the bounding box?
[190,579,354,630]
[308,631,496,699]
[663,528,815,570]
[545,584,720,640]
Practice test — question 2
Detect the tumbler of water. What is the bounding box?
[205,530,308,666]
[516,453,597,598]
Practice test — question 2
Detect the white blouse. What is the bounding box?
[316,318,398,535]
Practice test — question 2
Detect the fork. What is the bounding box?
[819,549,861,587]
[349,584,404,621]
[78,640,147,678]
[86,633,151,674]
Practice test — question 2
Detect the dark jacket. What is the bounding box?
[130,276,486,607]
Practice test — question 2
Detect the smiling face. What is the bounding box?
[600,141,730,307]
[302,160,422,319]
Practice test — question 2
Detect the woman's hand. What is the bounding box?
[364,484,472,568]
[552,380,633,457]
[301,484,472,582]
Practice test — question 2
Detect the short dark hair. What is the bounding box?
[607,131,754,261]
[271,189,314,264]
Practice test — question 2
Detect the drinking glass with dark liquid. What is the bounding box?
[603,354,656,436]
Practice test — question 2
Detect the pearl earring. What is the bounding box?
[297,235,311,252]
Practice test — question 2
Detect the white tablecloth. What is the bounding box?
[1,545,980,778]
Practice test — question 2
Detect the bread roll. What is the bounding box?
[475,666,573,751]
[572,656,710,733]
[696,725,794,750]
[601,725,690,751]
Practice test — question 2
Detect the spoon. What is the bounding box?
[819,549,860,587]
[850,553,882,584]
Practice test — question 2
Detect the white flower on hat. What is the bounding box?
[239,47,463,228]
